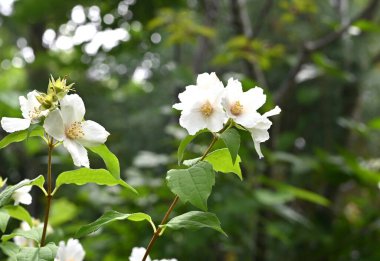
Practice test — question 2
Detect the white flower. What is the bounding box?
[247,106,281,158]
[12,186,32,205]
[173,72,226,135]
[1,90,48,133]
[43,94,110,168]
[55,238,85,261]
[13,221,34,247]
[222,78,266,128]
[129,247,177,261]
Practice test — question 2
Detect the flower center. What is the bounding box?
[231,101,243,116]
[65,121,84,139]
[28,108,41,120]
[200,101,214,117]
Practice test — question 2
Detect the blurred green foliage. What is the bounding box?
[1,0,380,260]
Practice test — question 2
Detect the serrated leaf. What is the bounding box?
[88,145,120,179]
[204,148,242,180]
[15,242,58,261]
[0,211,10,232]
[52,168,136,195]
[166,161,215,211]
[220,128,240,164]
[177,130,207,165]
[76,210,155,238]
[3,205,33,227]
[0,126,44,150]
[0,176,45,207]
[2,227,42,243]
[162,211,226,236]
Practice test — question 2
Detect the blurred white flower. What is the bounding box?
[13,221,35,247]
[1,90,48,133]
[55,238,85,261]
[129,247,177,261]
[12,186,32,205]
[43,94,110,167]
[247,106,281,158]
[173,72,226,135]
[222,78,266,128]
[13,219,51,247]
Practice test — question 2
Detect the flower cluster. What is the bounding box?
[0,76,109,167]
[173,72,281,158]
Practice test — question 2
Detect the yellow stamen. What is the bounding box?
[65,122,84,139]
[200,101,214,117]
[231,101,243,116]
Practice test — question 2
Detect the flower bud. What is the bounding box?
[36,93,55,110]
[47,75,74,100]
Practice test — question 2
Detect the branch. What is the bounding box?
[275,0,380,105]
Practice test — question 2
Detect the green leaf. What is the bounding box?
[88,145,120,179]
[0,126,44,150]
[177,130,207,165]
[52,168,137,195]
[0,176,45,207]
[0,211,10,232]
[49,198,78,226]
[29,176,46,196]
[204,148,242,180]
[166,161,215,211]
[162,211,226,236]
[220,128,240,164]
[76,210,155,238]
[15,242,58,261]
[0,242,20,257]
[3,205,33,227]
[2,227,42,244]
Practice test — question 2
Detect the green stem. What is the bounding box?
[41,136,54,246]
[142,134,219,261]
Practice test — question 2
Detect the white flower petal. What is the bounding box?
[16,186,32,193]
[60,94,86,125]
[206,109,226,133]
[250,128,270,158]
[1,117,31,133]
[63,139,89,168]
[12,186,32,205]
[43,110,65,141]
[19,95,30,119]
[172,102,183,110]
[77,120,110,147]
[263,106,281,118]
[250,128,270,143]
[55,238,85,261]
[234,110,261,129]
[179,110,207,135]
[242,87,266,111]
[254,141,264,159]
[196,72,224,91]
[129,247,151,261]
[224,78,243,100]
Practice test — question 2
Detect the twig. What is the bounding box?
[142,135,218,261]
[41,137,54,246]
